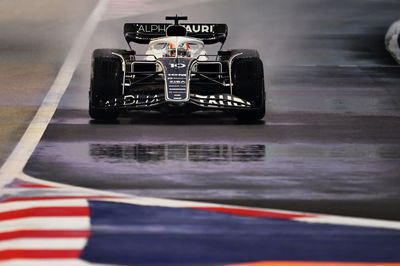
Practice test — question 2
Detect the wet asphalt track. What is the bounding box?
[0,0,98,165]
[24,0,400,220]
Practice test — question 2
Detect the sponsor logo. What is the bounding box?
[185,25,215,33]
[190,94,251,108]
[137,24,215,33]
[137,24,168,33]
[167,73,187,77]
[104,95,161,107]
[123,95,160,106]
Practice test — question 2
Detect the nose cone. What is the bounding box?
[157,57,196,102]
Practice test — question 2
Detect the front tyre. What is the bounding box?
[89,101,119,121]
[89,49,126,121]
[231,49,266,121]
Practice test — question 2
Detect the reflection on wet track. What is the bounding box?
[25,138,400,209]
[89,143,400,164]
[90,144,266,163]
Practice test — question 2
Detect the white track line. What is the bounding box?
[0,260,93,266]
[0,217,90,233]
[0,0,109,188]
[0,199,88,213]
[0,260,99,266]
[296,215,400,230]
[0,238,87,250]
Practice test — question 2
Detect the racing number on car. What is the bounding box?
[169,63,186,69]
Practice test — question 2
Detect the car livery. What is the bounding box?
[89,16,265,121]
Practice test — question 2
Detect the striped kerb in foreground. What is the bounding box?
[0,198,90,262]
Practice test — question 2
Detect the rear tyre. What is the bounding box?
[231,49,266,121]
[89,49,126,121]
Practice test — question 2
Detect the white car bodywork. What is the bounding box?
[145,36,208,61]
[386,20,400,64]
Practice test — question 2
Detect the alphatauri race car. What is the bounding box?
[89,16,265,121]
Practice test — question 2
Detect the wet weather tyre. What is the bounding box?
[89,49,126,121]
[231,49,266,121]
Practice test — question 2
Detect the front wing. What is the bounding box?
[95,56,256,112]
[101,93,252,110]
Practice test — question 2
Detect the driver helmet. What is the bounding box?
[166,43,190,57]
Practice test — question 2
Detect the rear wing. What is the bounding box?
[124,23,228,45]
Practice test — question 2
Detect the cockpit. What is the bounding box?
[146,37,208,60]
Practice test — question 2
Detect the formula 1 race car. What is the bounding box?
[89,16,265,121]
